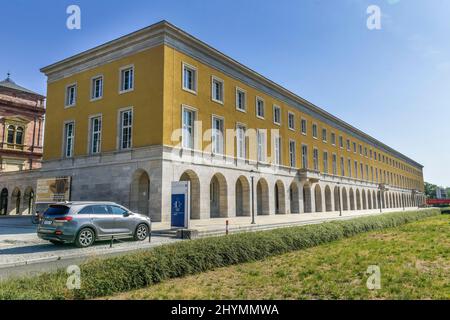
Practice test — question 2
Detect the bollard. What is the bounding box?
[110,235,114,248]
[226,220,229,235]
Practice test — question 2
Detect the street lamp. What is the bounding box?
[250,169,256,225]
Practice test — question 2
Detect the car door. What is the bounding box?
[109,205,134,236]
[90,204,116,237]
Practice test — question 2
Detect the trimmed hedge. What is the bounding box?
[0,208,440,300]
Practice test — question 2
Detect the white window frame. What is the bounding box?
[288,112,295,131]
[88,114,102,155]
[236,122,247,160]
[236,87,247,112]
[119,65,134,94]
[301,144,308,169]
[182,62,197,94]
[63,120,75,158]
[323,151,329,174]
[273,105,281,126]
[312,123,318,139]
[90,75,103,101]
[332,153,337,175]
[211,76,224,104]
[289,139,296,168]
[322,128,327,143]
[274,135,282,166]
[257,129,267,163]
[181,105,197,150]
[301,118,307,135]
[331,132,336,146]
[65,83,77,108]
[211,115,225,155]
[313,148,319,171]
[118,107,133,150]
[255,96,265,119]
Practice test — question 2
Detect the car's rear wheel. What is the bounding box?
[75,228,95,248]
[134,224,149,241]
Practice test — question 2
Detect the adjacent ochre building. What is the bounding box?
[1,21,426,219]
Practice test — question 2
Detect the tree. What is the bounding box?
[424,182,437,199]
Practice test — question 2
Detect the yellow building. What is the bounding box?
[38,21,425,222]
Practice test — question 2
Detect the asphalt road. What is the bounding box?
[0,217,179,280]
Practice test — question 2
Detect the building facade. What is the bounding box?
[0,21,426,219]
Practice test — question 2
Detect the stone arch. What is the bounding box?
[349,188,355,211]
[0,188,8,215]
[356,189,362,210]
[23,187,35,215]
[235,176,251,217]
[333,186,340,212]
[274,180,286,214]
[342,187,348,211]
[289,182,300,214]
[11,187,21,215]
[210,173,228,218]
[303,184,313,213]
[180,170,201,219]
[314,184,323,213]
[257,178,270,215]
[325,185,332,212]
[130,169,150,216]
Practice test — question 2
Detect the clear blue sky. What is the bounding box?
[2,0,449,186]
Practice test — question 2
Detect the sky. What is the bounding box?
[1,0,449,186]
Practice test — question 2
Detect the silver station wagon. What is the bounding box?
[37,202,151,247]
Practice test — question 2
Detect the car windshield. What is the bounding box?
[44,205,70,216]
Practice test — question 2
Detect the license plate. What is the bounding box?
[43,220,53,225]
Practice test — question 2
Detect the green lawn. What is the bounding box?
[108,214,450,300]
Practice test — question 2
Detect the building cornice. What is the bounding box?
[40,20,424,170]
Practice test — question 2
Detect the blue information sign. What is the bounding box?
[171,193,186,228]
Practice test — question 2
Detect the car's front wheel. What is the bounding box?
[75,228,95,248]
[134,224,149,241]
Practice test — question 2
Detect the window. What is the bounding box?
[15,127,24,145]
[348,159,352,177]
[91,76,103,100]
[182,107,196,149]
[364,147,368,157]
[257,130,266,162]
[323,151,328,174]
[6,125,24,146]
[331,132,336,145]
[65,84,77,107]
[109,205,128,215]
[339,136,344,148]
[236,124,246,159]
[92,205,109,215]
[274,136,282,166]
[302,145,308,169]
[7,125,14,144]
[340,157,345,176]
[332,154,337,175]
[78,206,93,214]
[353,142,357,153]
[354,161,358,178]
[273,105,281,125]
[288,112,295,130]
[365,165,369,180]
[119,109,132,150]
[322,128,327,142]
[301,119,307,135]
[212,76,224,104]
[313,148,319,171]
[212,116,224,155]
[359,144,363,155]
[312,124,318,138]
[289,140,296,167]
[346,139,351,151]
[120,66,134,92]
[236,88,246,111]
[64,122,75,158]
[90,116,102,154]
[256,97,265,118]
[182,63,196,93]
